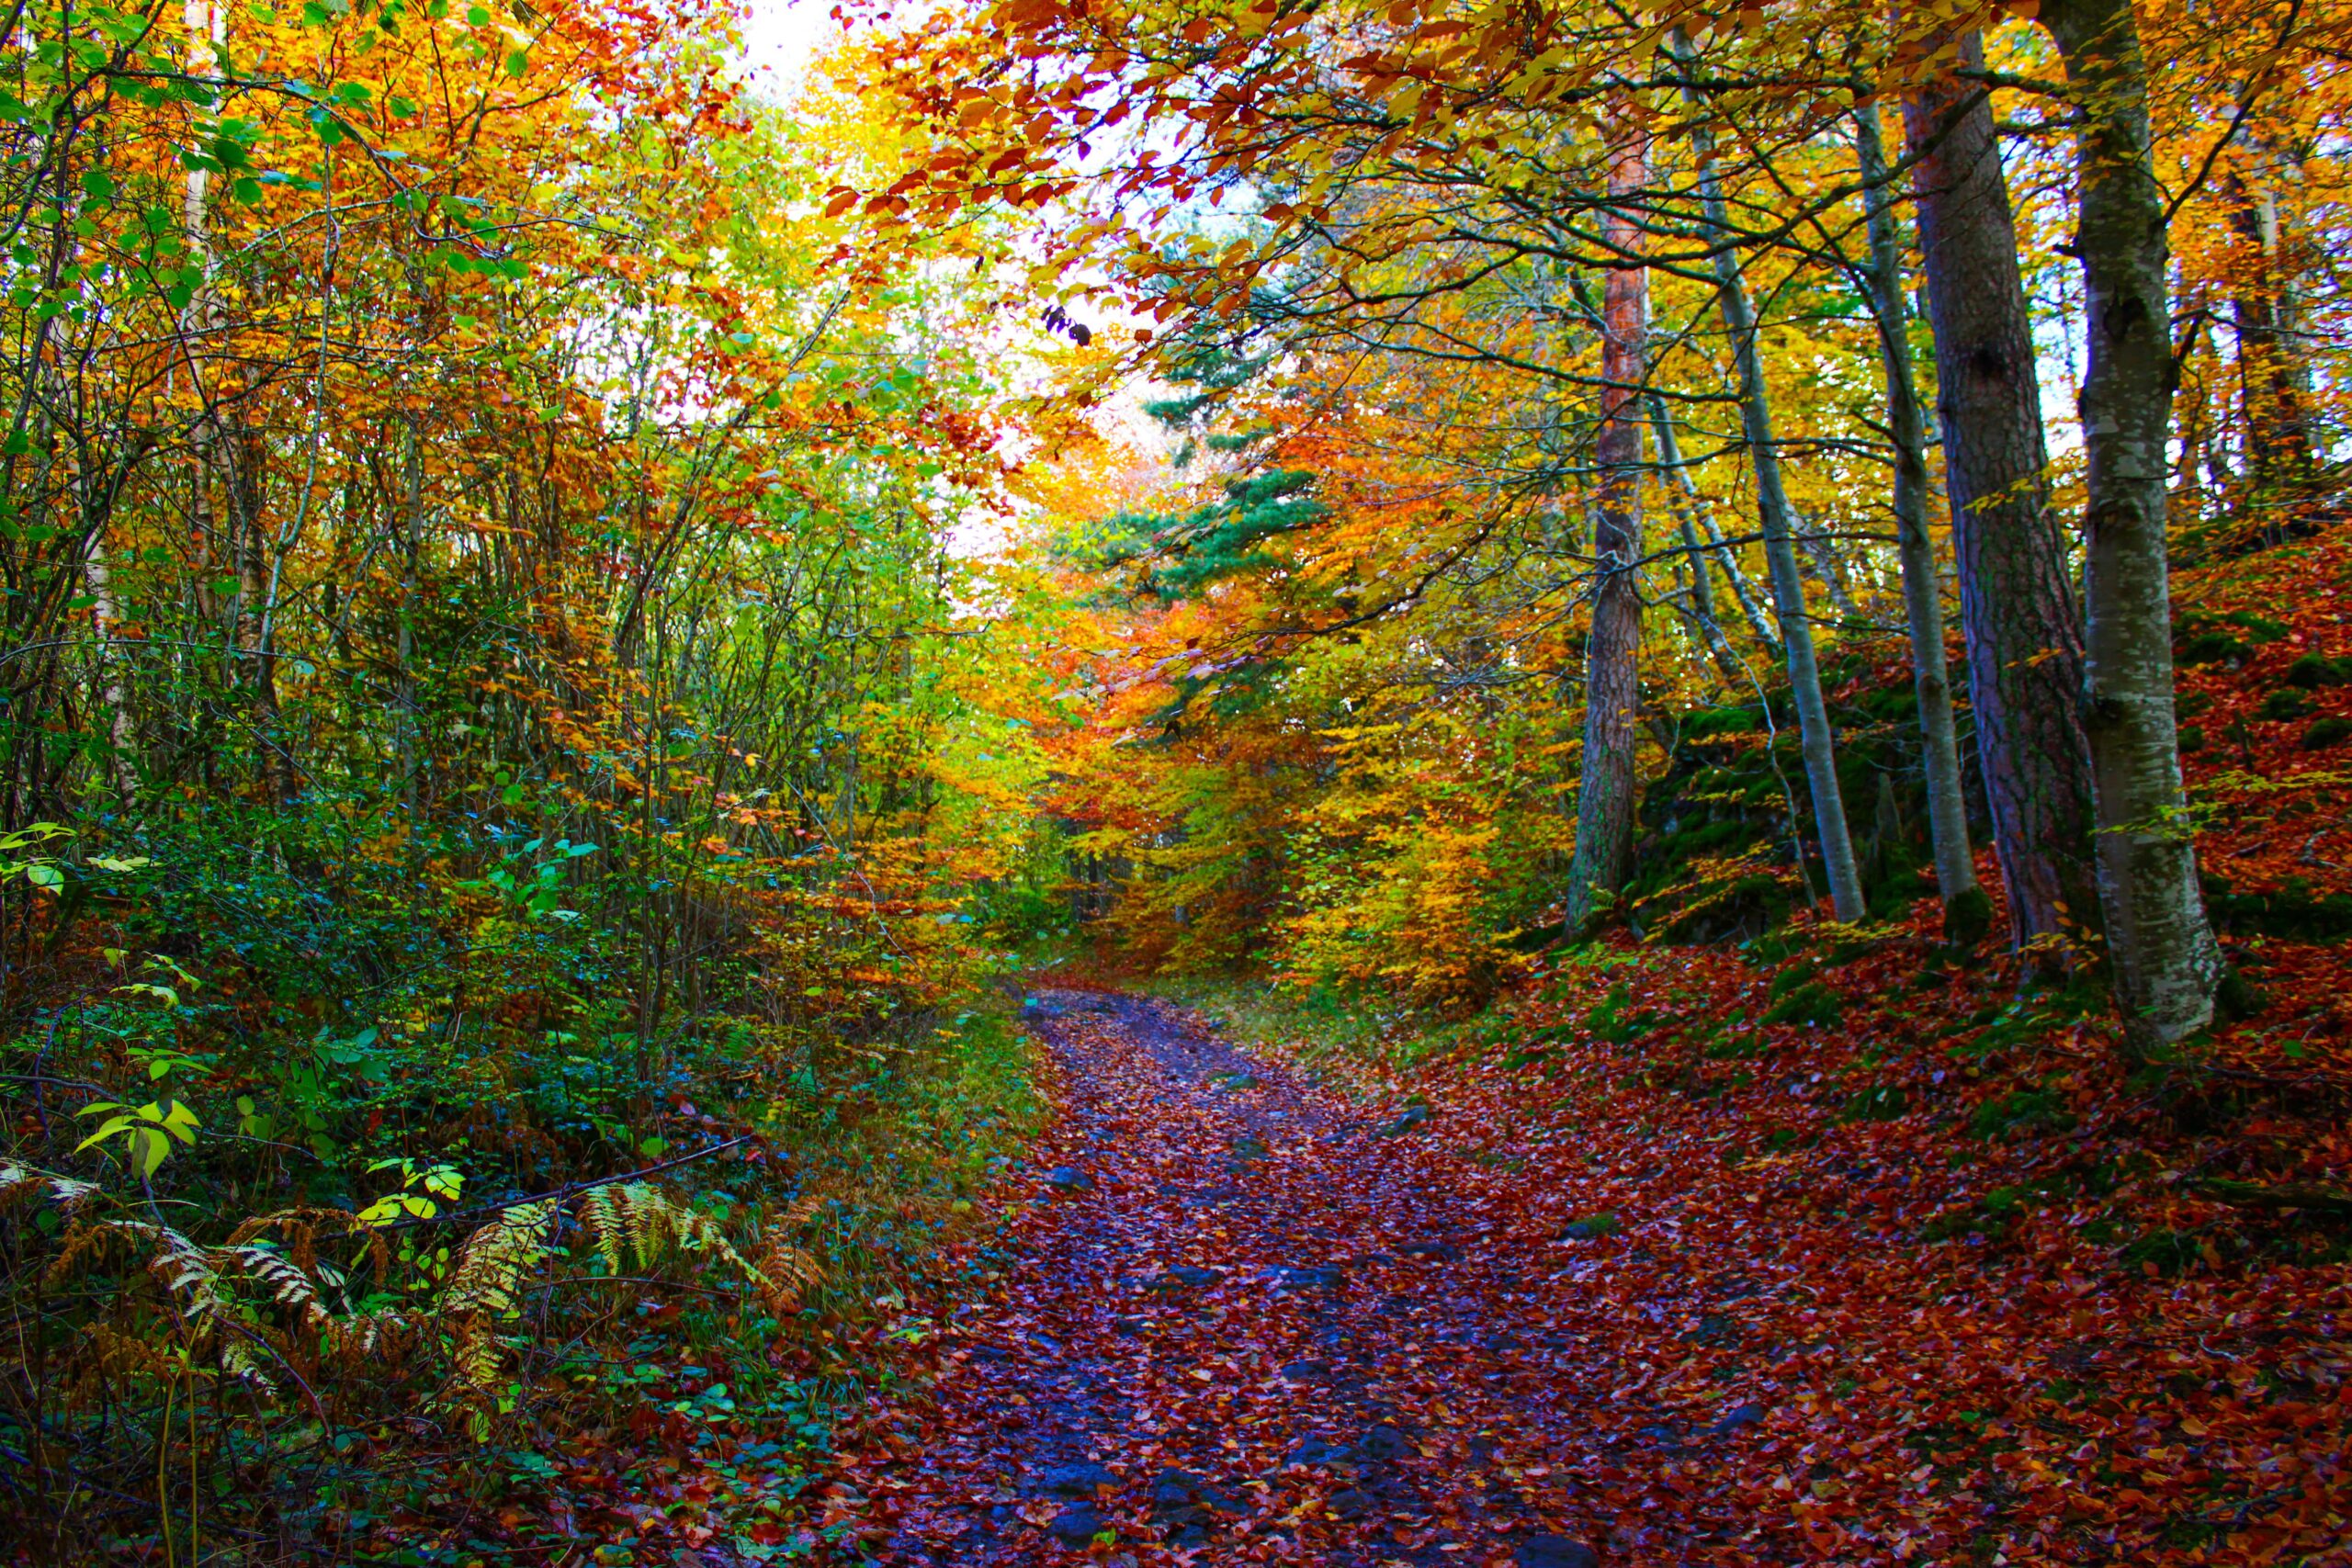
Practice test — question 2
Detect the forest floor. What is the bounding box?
[832,988,1611,1568]
[807,972,2349,1568]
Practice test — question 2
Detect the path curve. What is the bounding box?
[856,988,1606,1567]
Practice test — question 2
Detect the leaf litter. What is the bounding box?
[811,959,2349,1566]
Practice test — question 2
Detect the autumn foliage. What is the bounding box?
[4,0,2352,1562]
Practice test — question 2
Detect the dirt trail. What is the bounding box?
[857,988,1606,1567]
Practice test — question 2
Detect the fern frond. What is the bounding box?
[775,1191,827,1229]
[579,1185,625,1275]
[445,1200,557,1320]
[4,1161,102,1216]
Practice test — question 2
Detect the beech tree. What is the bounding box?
[1903,26,2101,953]
[1852,102,1986,943]
[2040,0,2223,1044]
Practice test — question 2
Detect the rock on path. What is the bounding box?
[853,989,1610,1566]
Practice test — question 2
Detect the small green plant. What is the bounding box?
[358,1158,466,1227]
[73,1098,201,1178]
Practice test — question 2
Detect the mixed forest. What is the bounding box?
[2,0,2350,1562]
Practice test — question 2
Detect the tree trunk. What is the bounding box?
[2222,165,2313,493]
[1649,393,1780,672]
[1647,394,1748,689]
[1904,30,2099,951]
[1564,114,1648,936]
[82,528,140,809]
[181,0,225,636]
[1692,142,1867,922]
[2040,0,2222,1046]
[1853,104,1985,942]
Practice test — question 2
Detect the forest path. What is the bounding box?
[853,988,1605,1568]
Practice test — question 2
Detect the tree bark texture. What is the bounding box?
[1853,103,1984,939]
[1565,116,1649,935]
[1904,30,2099,950]
[2040,0,2221,1045]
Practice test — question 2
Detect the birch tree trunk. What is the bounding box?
[1853,103,1985,942]
[182,0,225,633]
[1564,114,1648,935]
[1904,29,2100,953]
[2040,0,2222,1046]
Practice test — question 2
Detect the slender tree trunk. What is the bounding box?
[1854,104,1985,942]
[1564,114,1648,935]
[1649,392,1777,680]
[1686,108,1866,921]
[83,533,140,809]
[181,0,225,634]
[2040,0,2222,1046]
[396,424,422,822]
[2222,165,2312,491]
[1904,30,2100,951]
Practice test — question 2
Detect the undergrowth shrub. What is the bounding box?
[0,800,1039,1562]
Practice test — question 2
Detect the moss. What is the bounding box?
[2119,1228,2211,1276]
[2256,688,2313,722]
[2282,652,2352,689]
[2301,716,2351,750]
[1760,980,1843,1029]
[2177,632,2251,668]
[1841,1082,1910,1122]
[1970,1087,2076,1141]
[1941,884,1995,949]
[1681,705,1764,739]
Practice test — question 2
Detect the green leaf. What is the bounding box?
[74,1116,132,1154]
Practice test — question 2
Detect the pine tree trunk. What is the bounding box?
[1693,143,1867,922]
[2040,0,2222,1046]
[1854,104,1984,942]
[1904,30,2099,951]
[1564,115,1648,936]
